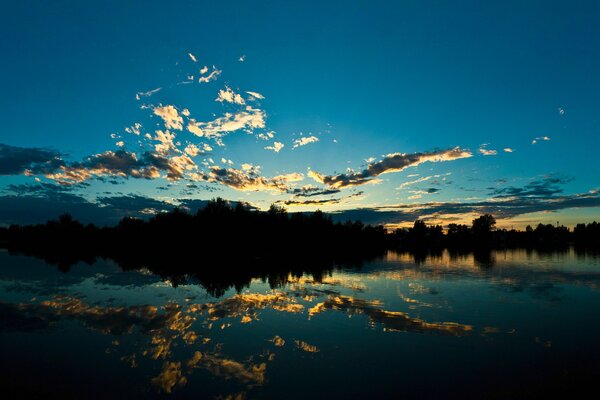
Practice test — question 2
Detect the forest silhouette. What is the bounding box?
[1,198,599,295]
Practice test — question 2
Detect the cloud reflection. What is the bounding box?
[309,295,473,335]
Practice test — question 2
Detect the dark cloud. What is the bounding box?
[0,192,114,226]
[0,188,179,226]
[96,195,173,214]
[309,147,472,188]
[0,143,65,175]
[177,198,258,213]
[490,175,573,198]
[0,176,597,227]
[278,192,364,207]
[48,150,194,183]
[0,183,257,226]
[330,190,600,226]
[280,198,342,206]
[4,182,73,195]
[288,187,341,197]
[0,141,197,184]
[197,166,303,192]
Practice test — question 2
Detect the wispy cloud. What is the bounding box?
[246,91,265,100]
[135,87,161,101]
[257,131,274,141]
[264,142,284,153]
[407,188,439,200]
[292,136,319,149]
[396,173,450,190]
[187,107,266,139]
[532,136,551,145]
[125,122,142,136]
[478,144,497,156]
[199,66,221,83]
[288,186,341,197]
[309,147,472,188]
[277,191,363,207]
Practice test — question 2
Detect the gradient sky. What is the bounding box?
[1,0,599,228]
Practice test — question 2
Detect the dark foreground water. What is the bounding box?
[1,248,600,399]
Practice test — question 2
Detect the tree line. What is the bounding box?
[0,199,598,278]
[391,214,600,249]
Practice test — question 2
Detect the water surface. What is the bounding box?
[1,248,600,399]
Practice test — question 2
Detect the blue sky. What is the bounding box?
[1,0,599,227]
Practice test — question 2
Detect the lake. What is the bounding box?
[1,248,600,399]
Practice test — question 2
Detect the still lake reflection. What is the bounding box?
[2,248,600,399]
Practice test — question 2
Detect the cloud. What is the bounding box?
[135,87,161,100]
[0,143,65,175]
[489,174,572,198]
[125,122,143,136]
[3,182,75,196]
[288,186,341,197]
[0,190,177,226]
[45,150,196,184]
[187,107,266,139]
[309,147,472,188]
[532,136,551,145]
[152,130,177,154]
[558,107,565,115]
[246,91,265,100]
[279,198,341,206]
[193,165,303,193]
[503,148,514,153]
[264,142,284,153]
[292,136,319,149]
[479,147,497,156]
[198,66,221,83]
[396,173,450,190]
[184,143,200,157]
[257,131,274,141]
[238,55,246,62]
[407,188,439,200]
[188,53,197,62]
[96,194,173,215]
[277,192,363,207]
[216,87,245,105]
[153,105,184,131]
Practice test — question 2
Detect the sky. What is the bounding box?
[1,0,599,228]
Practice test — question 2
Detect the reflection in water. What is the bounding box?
[0,283,473,396]
[1,248,600,398]
[309,295,472,335]
[294,340,320,353]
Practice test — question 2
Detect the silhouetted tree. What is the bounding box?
[472,214,496,236]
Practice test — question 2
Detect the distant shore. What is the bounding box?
[1,199,598,274]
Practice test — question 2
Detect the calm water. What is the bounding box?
[2,248,600,399]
